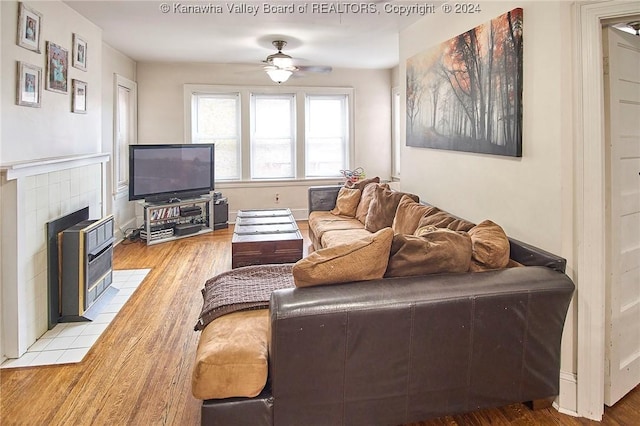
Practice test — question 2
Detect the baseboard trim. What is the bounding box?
[554,370,578,417]
[114,217,138,244]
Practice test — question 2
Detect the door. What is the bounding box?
[604,26,640,407]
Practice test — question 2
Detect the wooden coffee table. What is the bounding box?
[231,208,303,269]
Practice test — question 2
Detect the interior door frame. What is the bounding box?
[574,1,640,420]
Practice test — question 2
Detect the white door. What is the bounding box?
[604,26,640,407]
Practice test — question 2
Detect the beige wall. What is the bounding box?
[399,1,576,410]
[0,1,103,164]
[135,63,393,217]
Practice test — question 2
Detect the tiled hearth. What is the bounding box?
[1,269,149,368]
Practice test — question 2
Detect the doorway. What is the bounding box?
[574,3,640,421]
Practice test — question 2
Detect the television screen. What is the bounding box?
[129,144,214,202]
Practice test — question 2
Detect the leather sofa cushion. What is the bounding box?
[468,220,510,271]
[385,227,472,277]
[292,227,394,287]
[365,185,419,233]
[330,187,361,217]
[392,195,439,235]
[192,309,269,400]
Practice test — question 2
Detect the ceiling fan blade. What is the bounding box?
[296,65,332,74]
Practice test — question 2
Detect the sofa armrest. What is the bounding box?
[268,267,574,425]
[509,237,567,273]
[308,185,342,213]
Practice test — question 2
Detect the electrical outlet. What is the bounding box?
[275,193,280,204]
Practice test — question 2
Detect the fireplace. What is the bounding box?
[47,209,115,324]
[1,153,109,359]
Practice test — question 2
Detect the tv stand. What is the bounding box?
[141,195,213,245]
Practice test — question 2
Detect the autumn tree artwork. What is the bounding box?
[406,8,523,157]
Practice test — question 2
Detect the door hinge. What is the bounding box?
[603,56,610,76]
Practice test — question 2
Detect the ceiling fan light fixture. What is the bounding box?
[271,55,294,69]
[266,68,292,84]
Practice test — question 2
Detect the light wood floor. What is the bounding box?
[1,222,638,425]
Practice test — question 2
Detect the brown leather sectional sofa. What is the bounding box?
[199,185,574,425]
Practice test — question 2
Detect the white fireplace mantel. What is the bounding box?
[0,153,110,181]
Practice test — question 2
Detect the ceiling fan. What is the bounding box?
[262,40,332,84]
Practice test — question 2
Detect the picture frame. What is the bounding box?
[17,2,42,53]
[16,61,42,108]
[406,8,524,157]
[72,33,87,71]
[45,41,68,94]
[72,79,87,113]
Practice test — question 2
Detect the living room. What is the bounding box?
[1,0,639,424]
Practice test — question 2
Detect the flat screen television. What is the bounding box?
[129,144,214,203]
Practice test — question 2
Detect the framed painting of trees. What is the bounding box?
[406,8,523,157]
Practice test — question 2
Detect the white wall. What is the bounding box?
[399,1,577,411]
[101,43,137,239]
[135,62,392,217]
[0,1,102,164]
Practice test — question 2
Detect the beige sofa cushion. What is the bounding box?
[293,227,394,287]
[385,228,472,278]
[468,220,510,271]
[392,195,440,235]
[365,186,419,233]
[321,228,375,248]
[330,187,361,217]
[192,309,269,400]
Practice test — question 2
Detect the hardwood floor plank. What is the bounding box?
[1,222,638,425]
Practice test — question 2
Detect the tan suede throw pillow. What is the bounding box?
[392,195,439,235]
[385,228,472,278]
[292,227,394,287]
[365,186,419,233]
[355,182,389,224]
[330,187,361,217]
[346,176,380,191]
[468,219,510,271]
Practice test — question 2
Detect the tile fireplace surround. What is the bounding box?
[0,153,110,361]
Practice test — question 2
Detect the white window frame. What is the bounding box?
[250,93,297,180]
[305,94,350,179]
[113,74,137,198]
[184,84,354,183]
[191,91,242,181]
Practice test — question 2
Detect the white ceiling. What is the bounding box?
[65,1,430,69]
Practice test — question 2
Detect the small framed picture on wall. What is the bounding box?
[16,61,42,108]
[72,79,87,113]
[46,41,68,94]
[17,2,42,53]
[72,33,87,71]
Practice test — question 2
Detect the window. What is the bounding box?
[187,85,353,182]
[192,93,240,181]
[305,95,348,178]
[114,75,137,196]
[391,87,401,180]
[251,94,295,179]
